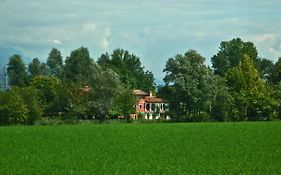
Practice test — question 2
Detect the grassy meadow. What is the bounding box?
[1,122,281,174]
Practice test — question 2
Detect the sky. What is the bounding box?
[0,0,281,82]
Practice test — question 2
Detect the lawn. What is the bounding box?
[1,122,281,174]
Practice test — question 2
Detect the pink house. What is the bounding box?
[131,90,169,120]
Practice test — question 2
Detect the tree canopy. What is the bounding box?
[98,49,155,92]
[211,38,258,76]
[47,48,63,77]
[7,54,27,87]
[28,58,42,77]
[163,50,223,120]
[64,47,97,85]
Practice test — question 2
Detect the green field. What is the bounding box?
[1,122,281,174]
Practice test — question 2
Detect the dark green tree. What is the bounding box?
[28,58,42,77]
[64,47,97,84]
[47,48,63,77]
[211,38,258,76]
[269,57,281,84]
[7,54,27,87]
[98,49,155,92]
[40,63,50,76]
[209,77,235,121]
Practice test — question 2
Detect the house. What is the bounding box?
[131,90,170,120]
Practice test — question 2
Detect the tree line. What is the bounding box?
[1,37,281,125]
[159,38,281,122]
[0,48,155,124]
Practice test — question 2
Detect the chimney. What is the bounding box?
[149,91,153,97]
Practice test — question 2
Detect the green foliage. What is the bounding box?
[7,54,27,87]
[28,58,42,77]
[30,76,61,116]
[212,38,258,76]
[254,57,274,80]
[226,55,276,120]
[210,77,234,121]
[87,68,122,122]
[163,50,222,120]
[111,88,135,119]
[30,76,60,104]
[2,42,280,124]
[18,87,42,124]
[97,49,155,92]
[1,123,281,174]
[272,82,281,119]
[39,63,50,76]
[64,47,97,84]
[269,57,281,84]
[47,48,63,77]
[0,89,28,124]
[48,83,73,118]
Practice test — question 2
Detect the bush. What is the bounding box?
[19,87,43,124]
[0,89,28,125]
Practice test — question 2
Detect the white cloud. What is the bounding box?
[53,39,62,45]
[100,28,111,50]
[253,33,281,60]
[255,33,275,43]
[82,22,96,34]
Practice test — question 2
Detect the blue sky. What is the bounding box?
[0,0,281,82]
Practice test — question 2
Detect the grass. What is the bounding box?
[1,122,281,174]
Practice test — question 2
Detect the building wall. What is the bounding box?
[136,98,146,113]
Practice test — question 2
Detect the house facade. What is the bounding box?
[131,90,170,120]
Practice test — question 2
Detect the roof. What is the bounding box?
[145,96,165,103]
[133,89,149,96]
[80,86,91,93]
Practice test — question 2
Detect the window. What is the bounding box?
[139,104,142,109]
[151,103,155,111]
[146,104,150,111]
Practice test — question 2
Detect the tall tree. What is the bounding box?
[47,48,63,77]
[28,58,42,77]
[98,49,155,92]
[87,68,122,122]
[64,47,97,84]
[163,50,218,120]
[226,55,276,120]
[211,38,258,76]
[7,54,27,87]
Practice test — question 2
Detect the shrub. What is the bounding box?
[0,89,28,125]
